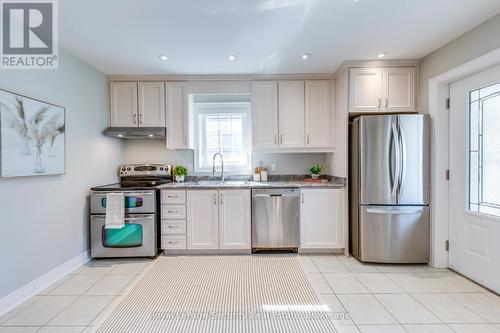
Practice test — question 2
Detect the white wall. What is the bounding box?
[123,140,326,175]
[0,49,123,299]
[419,13,500,112]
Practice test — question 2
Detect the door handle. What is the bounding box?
[366,208,422,215]
[139,113,143,124]
[133,113,137,124]
[385,98,388,108]
[306,134,310,145]
[391,122,400,202]
[301,192,304,204]
[396,122,405,196]
[378,98,381,109]
[213,193,217,205]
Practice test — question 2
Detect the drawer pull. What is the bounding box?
[167,225,176,229]
[167,210,178,213]
[167,240,178,244]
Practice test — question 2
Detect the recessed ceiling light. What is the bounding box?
[228,54,237,61]
[353,0,360,2]
[377,52,388,58]
[158,55,168,61]
[301,53,311,60]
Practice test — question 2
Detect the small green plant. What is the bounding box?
[310,164,324,175]
[173,165,188,176]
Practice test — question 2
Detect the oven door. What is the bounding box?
[90,191,156,214]
[90,214,157,258]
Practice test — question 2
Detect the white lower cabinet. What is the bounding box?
[300,188,343,250]
[186,189,251,251]
[219,190,251,249]
[187,190,219,249]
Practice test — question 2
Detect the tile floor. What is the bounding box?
[1,255,499,333]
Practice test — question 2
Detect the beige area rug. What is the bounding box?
[95,256,339,333]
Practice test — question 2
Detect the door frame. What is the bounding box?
[428,47,500,268]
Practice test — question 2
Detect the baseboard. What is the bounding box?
[0,251,90,317]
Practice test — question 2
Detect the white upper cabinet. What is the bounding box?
[300,188,343,250]
[305,80,333,148]
[349,67,416,113]
[278,81,305,148]
[349,68,383,112]
[382,67,416,112]
[219,190,251,250]
[110,82,138,127]
[138,82,165,127]
[251,81,279,149]
[166,82,190,149]
[186,190,219,249]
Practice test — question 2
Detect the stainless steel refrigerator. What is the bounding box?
[349,114,430,263]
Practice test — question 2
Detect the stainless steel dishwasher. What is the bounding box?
[252,188,300,252]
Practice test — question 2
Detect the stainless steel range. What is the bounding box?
[90,164,171,258]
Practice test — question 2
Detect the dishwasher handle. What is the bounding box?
[253,193,297,198]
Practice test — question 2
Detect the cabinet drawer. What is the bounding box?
[161,205,186,219]
[161,220,186,235]
[161,190,186,204]
[161,235,186,249]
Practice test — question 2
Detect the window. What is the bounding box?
[469,82,500,217]
[193,97,251,173]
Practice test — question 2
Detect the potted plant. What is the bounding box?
[310,164,324,180]
[173,165,188,183]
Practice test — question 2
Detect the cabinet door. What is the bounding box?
[219,190,251,249]
[251,81,279,149]
[109,82,138,127]
[187,190,218,249]
[138,82,165,127]
[300,189,342,249]
[382,67,416,112]
[349,68,382,112]
[278,81,305,148]
[305,80,333,148]
[166,82,190,149]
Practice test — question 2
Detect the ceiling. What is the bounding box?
[59,0,500,75]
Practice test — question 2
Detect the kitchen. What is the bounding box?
[1,1,500,332]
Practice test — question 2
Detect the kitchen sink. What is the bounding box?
[193,180,250,186]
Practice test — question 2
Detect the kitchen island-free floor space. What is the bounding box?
[1,255,499,333]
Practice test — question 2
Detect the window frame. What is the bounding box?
[468,82,500,217]
[193,101,252,174]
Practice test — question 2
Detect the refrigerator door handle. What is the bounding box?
[396,121,406,197]
[366,208,423,215]
[391,122,401,202]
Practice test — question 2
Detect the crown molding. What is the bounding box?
[333,59,421,78]
[107,73,334,82]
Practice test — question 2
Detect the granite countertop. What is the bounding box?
[157,175,346,190]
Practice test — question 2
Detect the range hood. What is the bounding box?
[103,127,166,139]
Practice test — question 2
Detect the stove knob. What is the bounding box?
[127,167,131,171]
[160,167,164,171]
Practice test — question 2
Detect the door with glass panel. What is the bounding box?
[449,65,500,293]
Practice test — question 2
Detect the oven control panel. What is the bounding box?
[119,164,172,177]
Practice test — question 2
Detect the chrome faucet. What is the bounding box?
[212,153,225,181]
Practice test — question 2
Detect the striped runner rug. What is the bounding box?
[95,256,339,333]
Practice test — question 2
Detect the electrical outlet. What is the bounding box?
[271,163,277,172]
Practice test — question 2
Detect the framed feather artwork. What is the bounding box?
[0,89,65,178]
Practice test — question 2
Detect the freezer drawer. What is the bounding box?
[358,205,429,263]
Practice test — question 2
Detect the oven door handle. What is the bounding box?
[92,215,153,221]
[92,192,154,196]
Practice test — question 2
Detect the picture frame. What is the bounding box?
[0,89,66,178]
